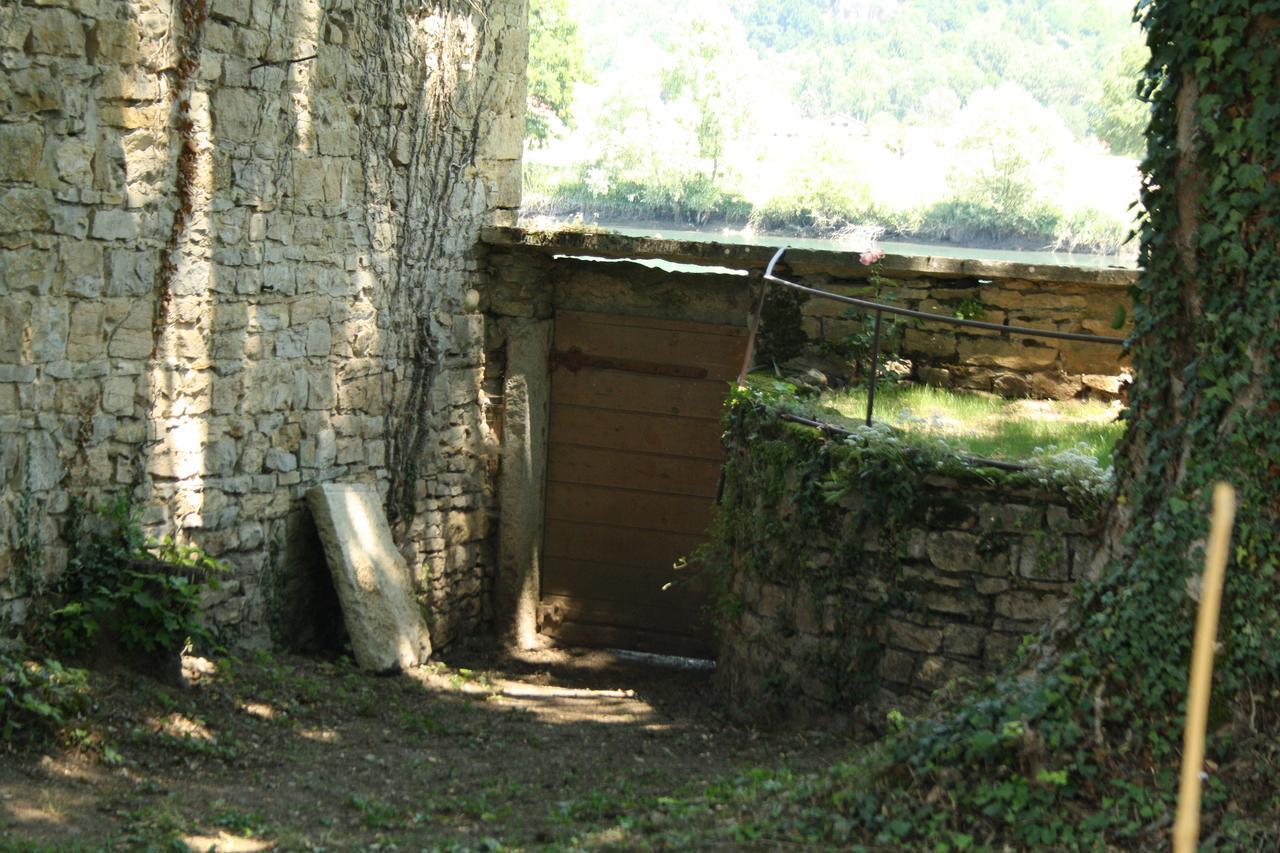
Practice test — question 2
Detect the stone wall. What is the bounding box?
[793,268,1134,400]
[711,401,1105,729]
[482,228,1138,400]
[0,0,526,650]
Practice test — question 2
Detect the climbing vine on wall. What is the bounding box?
[354,2,500,532]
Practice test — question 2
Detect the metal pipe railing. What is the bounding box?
[759,247,1127,425]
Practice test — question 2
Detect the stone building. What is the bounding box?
[0,0,527,649]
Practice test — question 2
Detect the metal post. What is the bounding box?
[866,308,883,426]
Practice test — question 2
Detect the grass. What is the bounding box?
[814,383,1125,468]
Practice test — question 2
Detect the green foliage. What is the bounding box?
[752,287,808,367]
[737,0,1140,129]
[664,2,1280,847]
[11,458,45,598]
[530,0,1146,254]
[819,384,1125,471]
[1090,40,1150,157]
[0,653,88,747]
[40,497,227,659]
[947,85,1073,221]
[526,0,588,145]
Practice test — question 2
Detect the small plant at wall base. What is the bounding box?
[0,655,89,748]
[37,498,227,672]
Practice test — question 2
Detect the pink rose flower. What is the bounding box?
[859,249,885,266]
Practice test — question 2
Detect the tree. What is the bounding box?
[1090,39,1150,157]
[947,84,1070,220]
[526,0,587,146]
[658,9,755,188]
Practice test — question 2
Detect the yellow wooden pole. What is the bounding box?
[1172,482,1237,853]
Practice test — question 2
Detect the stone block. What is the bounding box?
[975,576,1010,594]
[27,8,84,57]
[916,656,955,691]
[1014,537,1070,581]
[942,623,985,658]
[925,530,981,573]
[1059,340,1123,376]
[264,448,297,472]
[978,503,1039,533]
[983,633,1022,666]
[915,365,952,387]
[0,299,31,363]
[0,189,53,233]
[210,0,252,24]
[994,591,1062,622]
[921,589,981,617]
[211,88,261,142]
[66,302,105,360]
[880,648,915,685]
[0,125,45,183]
[887,618,942,653]
[306,483,432,672]
[903,328,957,359]
[1025,371,1084,400]
[28,302,68,363]
[87,19,139,64]
[4,68,62,117]
[59,238,103,296]
[956,337,1058,371]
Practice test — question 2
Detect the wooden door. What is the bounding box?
[539,310,748,657]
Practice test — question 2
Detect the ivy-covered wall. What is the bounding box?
[712,393,1108,727]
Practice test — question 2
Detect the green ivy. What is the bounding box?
[0,654,88,747]
[694,3,1280,847]
[39,497,228,660]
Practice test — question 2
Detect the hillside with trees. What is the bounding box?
[524,0,1148,257]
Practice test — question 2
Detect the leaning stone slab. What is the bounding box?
[306,483,431,672]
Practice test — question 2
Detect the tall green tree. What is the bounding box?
[1090,40,1150,156]
[658,10,754,187]
[526,0,587,145]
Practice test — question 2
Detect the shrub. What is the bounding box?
[39,497,227,663]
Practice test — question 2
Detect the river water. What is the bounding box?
[603,224,1139,270]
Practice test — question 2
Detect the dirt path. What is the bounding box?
[0,642,839,850]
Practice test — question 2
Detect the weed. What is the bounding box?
[0,653,89,747]
[39,497,228,661]
[347,794,400,830]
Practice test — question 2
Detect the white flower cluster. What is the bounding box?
[1023,445,1115,507]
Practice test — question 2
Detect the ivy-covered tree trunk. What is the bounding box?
[831,5,1280,847]
[1106,1,1279,744]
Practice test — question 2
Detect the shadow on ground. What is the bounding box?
[0,641,839,850]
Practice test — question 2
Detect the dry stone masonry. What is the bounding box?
[0,0,527,649]
[711,408,1106,729]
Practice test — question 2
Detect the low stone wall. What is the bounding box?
[711,397,1106,728]
[482,228,1138,400]
[792,270,1133,399]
